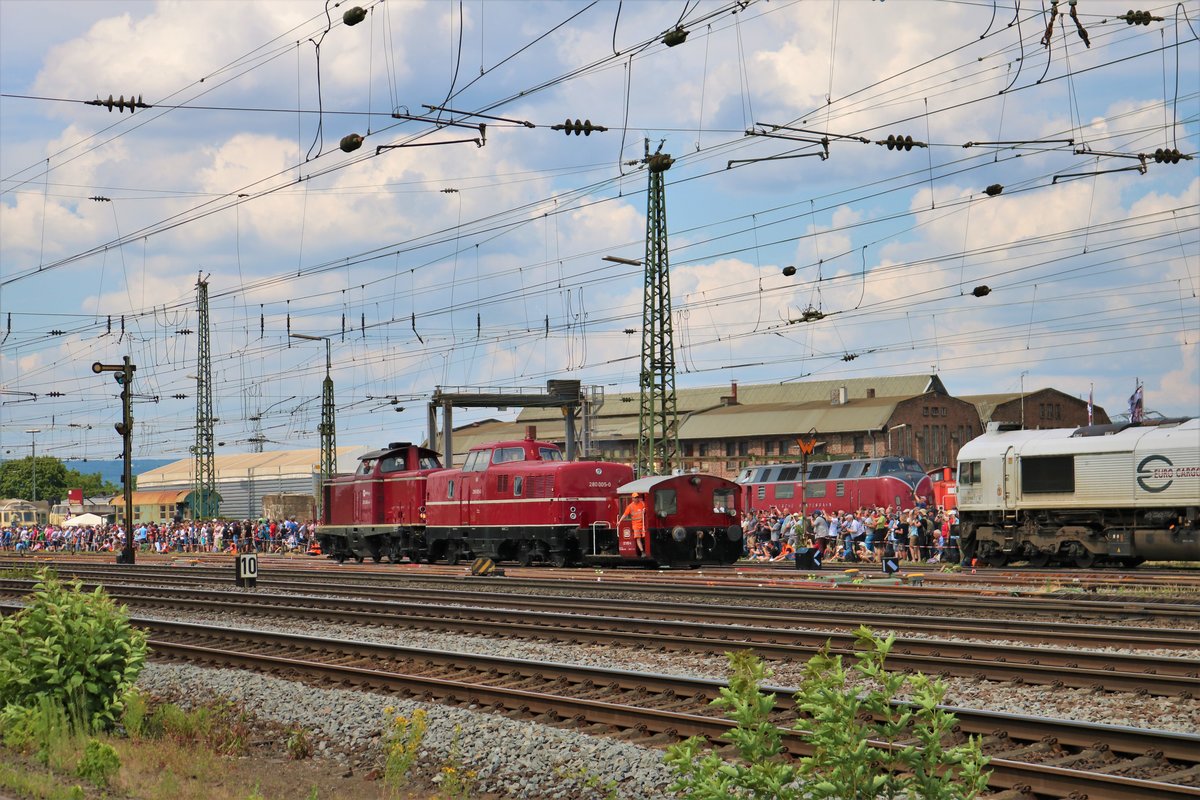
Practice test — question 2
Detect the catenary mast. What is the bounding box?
[192,275,217,519]
[636,140,680,477]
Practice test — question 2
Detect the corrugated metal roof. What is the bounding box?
[680,398,898,439]
[517,374,936,421]
[111,490,191,507]
[136,446,374,486]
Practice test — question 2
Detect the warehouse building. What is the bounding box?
[132,446,371,522]
[445,374,1104,479]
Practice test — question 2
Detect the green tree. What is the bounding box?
[0,457,119,502]
[62,466,121,499]
[0,456,68,502]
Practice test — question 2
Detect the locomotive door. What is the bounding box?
[1002,446,1017,511]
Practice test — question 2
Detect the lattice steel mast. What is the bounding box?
[291,333,336,515]
[636,140,679,476]
[192,275,218,518]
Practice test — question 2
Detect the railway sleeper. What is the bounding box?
[1042,747,1114,768]
[987,791,1038,800]
[989,740,1061,761]
[1156,764,1200,784]
[1092,753,1168,774]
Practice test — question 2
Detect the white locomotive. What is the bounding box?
[955,418,1199,567]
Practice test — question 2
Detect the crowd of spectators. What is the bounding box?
[0,517,319,556]
[741,502,960,566]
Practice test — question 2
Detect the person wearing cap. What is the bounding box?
[619,492,648,557]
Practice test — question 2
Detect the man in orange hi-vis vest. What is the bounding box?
[620,492,648,557]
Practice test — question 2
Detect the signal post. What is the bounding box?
[92,357,135,564]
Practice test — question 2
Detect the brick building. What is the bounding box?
[961,388,1109,430]
[446,374,997,478]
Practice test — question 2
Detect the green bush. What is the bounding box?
[74,738,120,787]
[666,627,991,800]
[0,570,147,733]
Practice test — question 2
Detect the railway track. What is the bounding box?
[8,558,1200,624]
[6,571,1196,649]
[49,612,1200,799]
[3,578,1195,698]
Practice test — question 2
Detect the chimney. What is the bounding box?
[525,425,537,441]
[720,380,739,406]
[830,386,848,405]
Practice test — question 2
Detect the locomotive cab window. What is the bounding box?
[357,459,374,476]
[380,456,404,473]
[713,487,735,513]
[654,490,677,517]
[958,461,981,485]
[492,447,526,464]
[779,467,799,482]
[513,476,523,497]
[837,463,852,479]
[1021,456,1075,494]
[419,455,441,470]
[538,447,563,461]
[446,480,455,498]
[463,451,488,472]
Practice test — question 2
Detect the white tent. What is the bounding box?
[62,513,105,527]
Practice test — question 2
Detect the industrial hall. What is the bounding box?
[447,374,1107,479]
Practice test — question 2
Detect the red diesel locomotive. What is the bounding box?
[736,455,935,516]
[319,433,744,568]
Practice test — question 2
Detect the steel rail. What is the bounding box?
[8,580,1195,698]
[8,559,1200,625]
[137,617,1200,800]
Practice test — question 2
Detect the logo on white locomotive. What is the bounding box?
[1137,454,1174,493]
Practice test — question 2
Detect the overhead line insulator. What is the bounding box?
[84,94,150,113]
[550,118,608,136]
[1119,9,1161,25]
[877,134,926,151]
[1151,148,1190,164]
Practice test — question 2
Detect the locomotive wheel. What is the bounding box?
[1026,551,1052,568]
[335,553,346,564]
[446,542,462,566]
[985,551,1008,568]
[517,543,534,567]
[549,550,568,568]
[1073,550,1097,568]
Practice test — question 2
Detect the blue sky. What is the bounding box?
[1,0,1197,462]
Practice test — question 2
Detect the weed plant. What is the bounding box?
[0,569,146,733]
[382,705,428,791]
[666,626,991,800]
[436,724,478,799]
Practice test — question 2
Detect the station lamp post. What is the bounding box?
[25,429,40,502]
